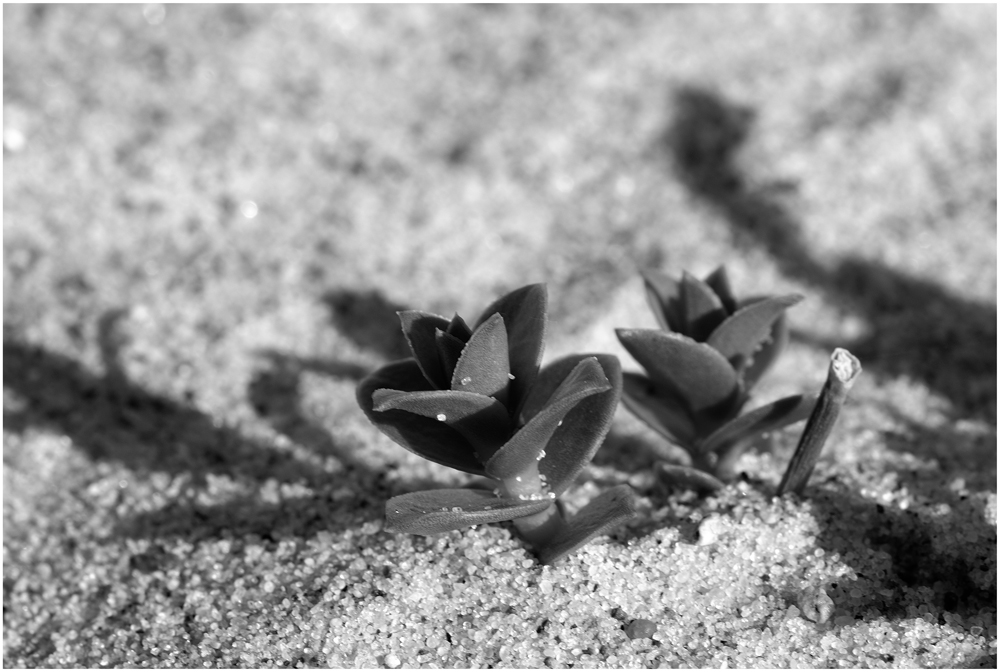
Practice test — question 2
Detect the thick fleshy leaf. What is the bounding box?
[436,329,467,385]
[357,360,485,475]
[616,329,740,421]
[656,464,725,494]
[681,271,728,341]
[398,311,451,389]
[373,388,510,463]
[485,357,611,481]
[475,284,547,417]
[446,313,473,341]
[701,393,816,457]
[519,354,622,496]
[707,294,803,372]
[450,313,511,406]
[642,270,683,332]
[704,266,738,315]
[620,372,698,449]
[385,488,552,535]
[741,311,790,391]
[536,485,636,565]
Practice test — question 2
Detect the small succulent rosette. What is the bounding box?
[357,284,635,565]
[616,267,816,489]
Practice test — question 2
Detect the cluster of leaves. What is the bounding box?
[358,271,858,564]
[616,267,817,492]
[357,285,636,565]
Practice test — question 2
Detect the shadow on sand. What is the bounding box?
[664,85,996,423]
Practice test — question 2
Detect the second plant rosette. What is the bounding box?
[357,284,635,564]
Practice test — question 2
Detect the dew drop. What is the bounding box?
[460,377,472,386]
[239,200,259,219]
[436,413,447,421]
[557,420,563,426]
[507,373,516,380]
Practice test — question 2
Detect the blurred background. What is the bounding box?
[4,4,996,487]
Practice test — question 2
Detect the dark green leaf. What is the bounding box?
[656,463,725,494]
[450,313,511,406]
[704,266,738,314]
[436,329,466,386]
[620,372,698,449]
[642,270,683,332]
[398,310,451,389]
[385,488,551,535]
[701,393,815,457]
[446,313,473,341]
[356,360,486,475]
[616,329,739,419]
[373,388,511,464]
[536,485,636,565]
[486,357,611,481]
[681,271,728,341]
[475,284,547,417]
[707,294,802,371]
[522,354,622,496]
[741,309,790,391]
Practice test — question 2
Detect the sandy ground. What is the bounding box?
[3,5,996,668]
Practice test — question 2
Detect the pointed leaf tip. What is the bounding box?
[476,284,548,415]
[642,270,683,332]
[681,271,728,341]
[703,266,738,314]
[398,310,451,389]
[450,313,511,403]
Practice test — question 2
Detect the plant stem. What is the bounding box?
[511,504,565,547]
[500,465,564,546]
[777,348,861,496]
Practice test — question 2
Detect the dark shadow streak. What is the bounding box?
[807,477,995,626]
[322,288,411,362]
[4,336,321,488]
[248,350,374,474]
[664,85,996,422]
[4,309,416,546]
[115,492,381,543]
[658,86,997,628]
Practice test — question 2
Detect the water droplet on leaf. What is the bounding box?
[460,377,472,385]
[436,413,447,421]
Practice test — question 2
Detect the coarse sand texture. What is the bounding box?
[4,4,996,668]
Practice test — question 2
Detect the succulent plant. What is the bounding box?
[357,284,636,565]
[616,266,816,491]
